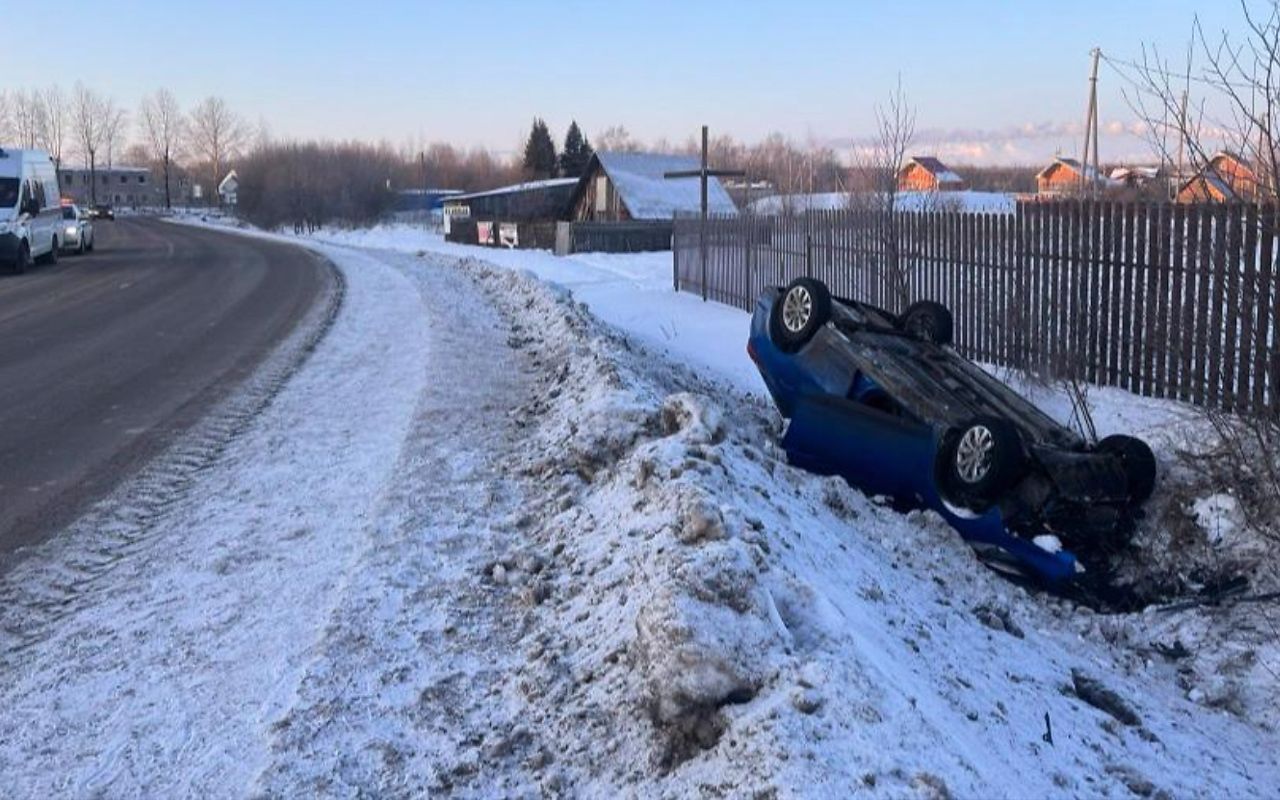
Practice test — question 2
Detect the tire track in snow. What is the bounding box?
[252,250,542,796]
[0,249,344,652]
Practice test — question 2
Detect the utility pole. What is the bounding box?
[664,125,745,301]
[1080,48,1102,196]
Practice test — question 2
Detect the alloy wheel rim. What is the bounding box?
[782,286,812,333]
[955,425,995,483]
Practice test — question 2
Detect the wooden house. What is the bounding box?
[568,151,738,222]
[897,156,965,192]
[1176,152,1260,202]
[1035,157,1114,195]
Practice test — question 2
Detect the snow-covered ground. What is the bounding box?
[1,217,1276,797]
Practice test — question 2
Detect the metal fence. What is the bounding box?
[674,201,1280,415]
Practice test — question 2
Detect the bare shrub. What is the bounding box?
[235,140,400,232]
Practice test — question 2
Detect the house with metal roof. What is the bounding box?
[897,156,966,192]
[1176,152,1260,202]
[568,151,738,222]
[1035,157,1116,195]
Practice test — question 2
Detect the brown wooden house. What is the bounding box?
[568,151,738,222]
[897,156,965,192]
[1176,152,1260,202]
[1035,157,1113,195]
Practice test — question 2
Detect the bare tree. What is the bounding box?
[849,76,917,309]
[0,91,11,144]
[139,89,185,209]
[1115,1,1280,546]
[102,104,128,170]
[38,86,67,169]
[12,90,45,150]
[594,125,641,153]
[71,84,117,205]
[188,96,249,206]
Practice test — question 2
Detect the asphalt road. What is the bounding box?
[0,217,334,557]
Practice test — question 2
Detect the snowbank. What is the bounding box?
[417,255,1280,795]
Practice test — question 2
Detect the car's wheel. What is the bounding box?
[86,234,95,252]
[1097,434,1156,503]
[13,243,29,275]
[942,417,1024,509]
[38,238,59,266]
[76,237,86,255]
[900,301,954,345]
[770,278,832,352]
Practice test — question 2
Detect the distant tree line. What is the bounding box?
[235,141,401,231]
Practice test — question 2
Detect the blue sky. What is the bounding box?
[10,0,1244,164]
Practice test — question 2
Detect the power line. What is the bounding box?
[1101,53,1256,91]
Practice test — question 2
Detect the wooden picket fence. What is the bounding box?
[673,201,1280,415]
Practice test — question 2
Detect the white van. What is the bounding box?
[0,148,63,274]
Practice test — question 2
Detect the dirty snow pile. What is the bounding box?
[404,257,1279,796]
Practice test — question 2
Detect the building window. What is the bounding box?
[120,175,128,184]
[138,176,146,184]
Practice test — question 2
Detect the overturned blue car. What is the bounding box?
[747,278,1157,583]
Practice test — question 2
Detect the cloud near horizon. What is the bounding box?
[825,117,1239,167]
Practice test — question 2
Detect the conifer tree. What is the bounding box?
[522,118,558,179]
[558,120,594,178]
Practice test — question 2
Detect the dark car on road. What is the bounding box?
[91,204,115,221]
[747,277,1156,582]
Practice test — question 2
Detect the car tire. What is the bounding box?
[900,301,954,345]
[1098,434,1156,503]
[770,278,832,352]
[76,238,86,255]
[86,234,95,252]
[942,416,1024,509]
[13,243,29,275]
[38,239,59,266]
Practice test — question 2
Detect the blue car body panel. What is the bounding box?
[749,294,1079,583]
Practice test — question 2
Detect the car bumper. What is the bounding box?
[0,232,19,264]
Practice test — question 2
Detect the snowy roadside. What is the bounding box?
[284,223,1280,792]
[2,214,1273,797]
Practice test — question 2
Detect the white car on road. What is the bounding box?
[60,204,95,255]
[0,148,63,273]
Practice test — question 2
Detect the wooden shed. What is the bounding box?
[441,177,578,222]
[897,156,965,192]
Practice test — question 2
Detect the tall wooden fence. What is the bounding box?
[673,201,1280,415]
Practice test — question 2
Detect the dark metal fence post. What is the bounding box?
[672,217,680,292]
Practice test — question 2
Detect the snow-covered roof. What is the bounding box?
[1109,166,1161,181]
[748,190,1015,215]
[1179,171,1234,199]
[591,151,738,219]
[904,156,964,185]
[447,177,577,203]
[1037,157,1115,185]
[747,193,848,214]
[218,170,239,193]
